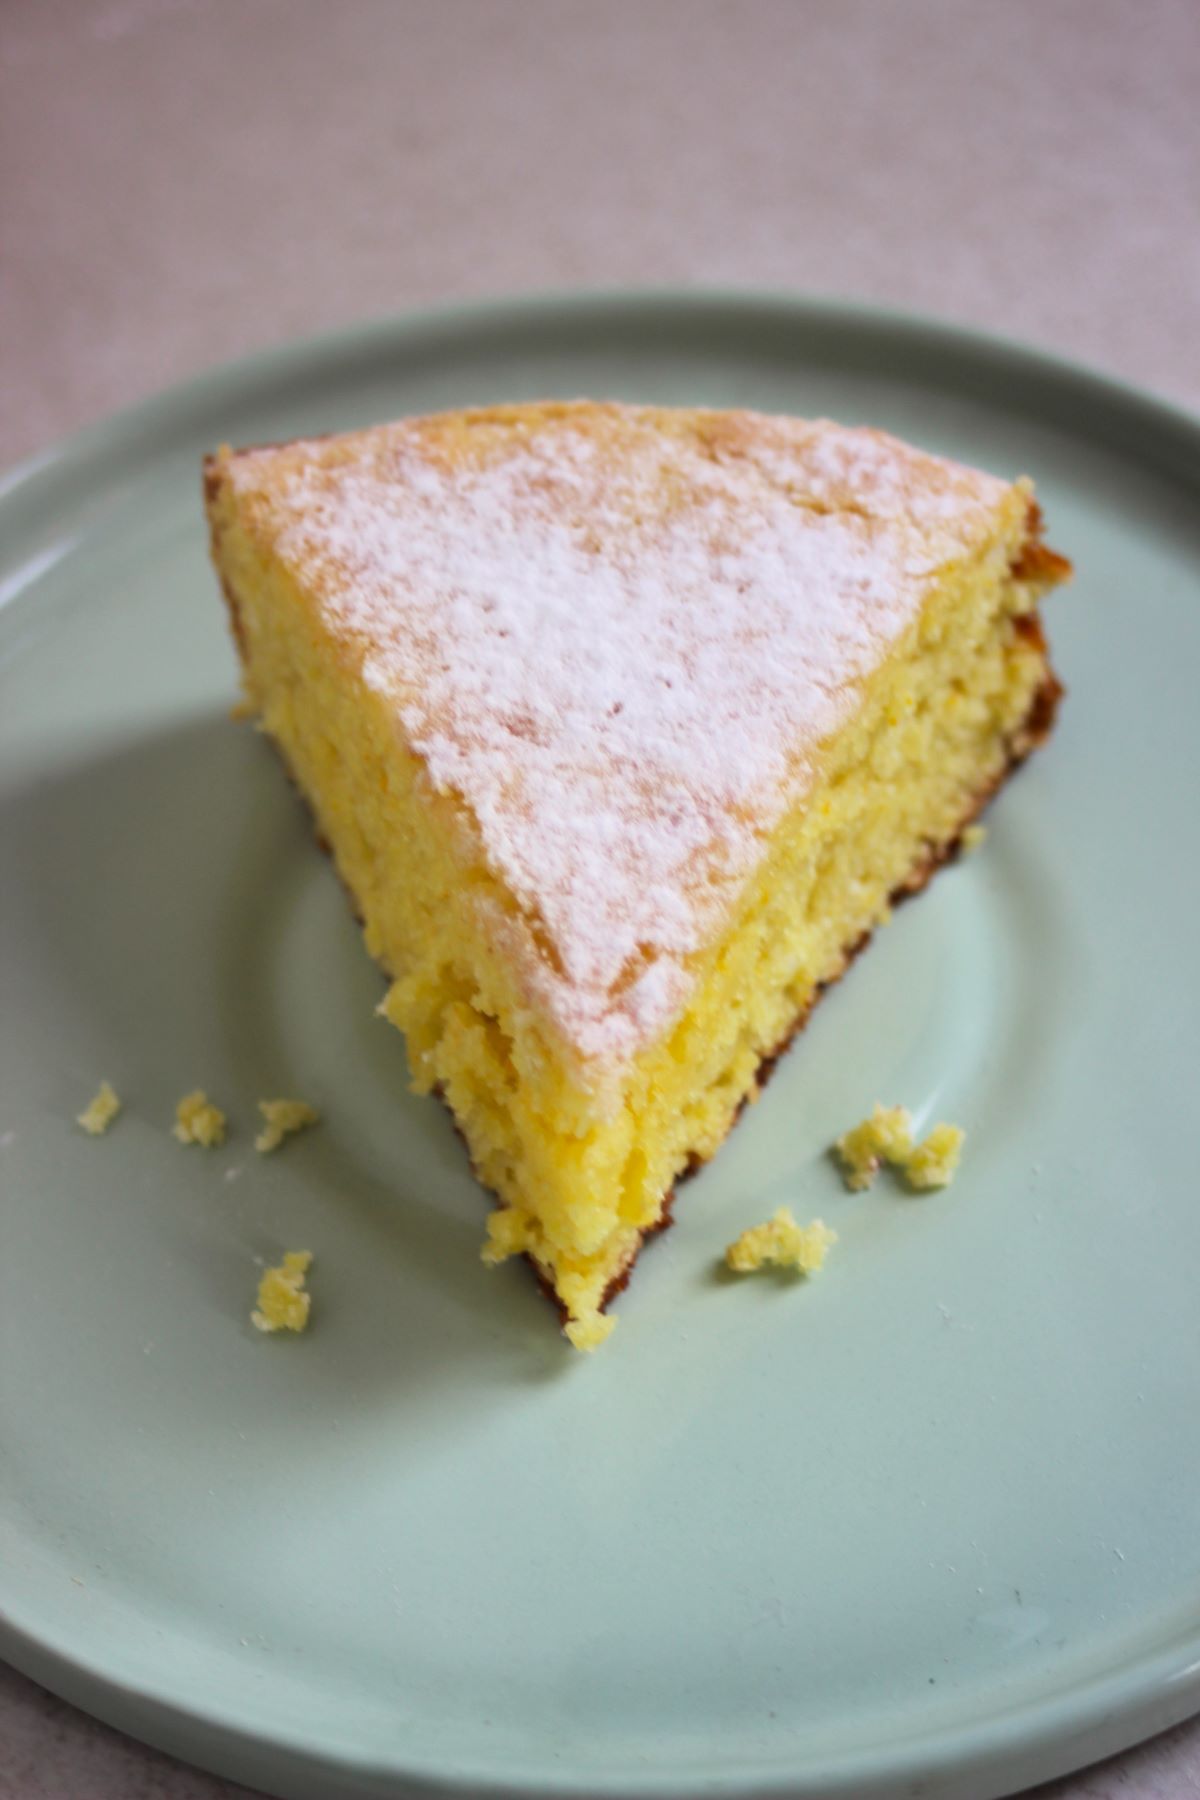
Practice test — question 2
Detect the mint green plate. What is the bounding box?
[3,294,1200,1800]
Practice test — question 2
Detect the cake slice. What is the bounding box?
[204,402,1069,1348]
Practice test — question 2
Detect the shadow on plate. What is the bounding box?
[3,710,573,1396]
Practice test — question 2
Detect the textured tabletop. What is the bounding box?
[4,1,1200,1796]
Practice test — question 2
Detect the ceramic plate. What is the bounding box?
[3,294,1199,1800]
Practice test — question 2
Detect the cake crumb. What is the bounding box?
[564,1311,617,1352]
[251,1251,313,1333]
[835,1104,914,1190]
[255,1098,319,1154]
[961,823,988,854]
[77,1081,122,1136]
[836,1106,966,1192]
[481,1204,534,1266]
[173,1090,227,1147]
[906,1123,966,1190]
[725,1205,836,1275]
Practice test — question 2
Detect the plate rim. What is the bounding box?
[3,285,1198,507]
[5,1599,1200,1800]
[4,286,1200,1800]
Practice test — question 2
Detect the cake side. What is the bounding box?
[206,449,565,1100]
[473,506,1064,1324]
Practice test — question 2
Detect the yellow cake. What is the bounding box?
[834,1103,965,1191]
[725,1207,836,1277]
[204,401,1069,1348]
[77,1080,122,1136]
[172,1088,227,1148]
[251,1251,314,1334]
[904,1122,966,1191]
[255,1098,320,1154]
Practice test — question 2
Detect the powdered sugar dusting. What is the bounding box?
[227,404,1011,1068]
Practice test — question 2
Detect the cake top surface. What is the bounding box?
[216,402,1017,1070]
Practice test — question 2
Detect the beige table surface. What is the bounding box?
[4,2,1200,1796]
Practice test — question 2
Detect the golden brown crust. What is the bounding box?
[203,461,250,659]
[1012,501,1074,585]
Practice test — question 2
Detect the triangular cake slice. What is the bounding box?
[204,402,1069,1349]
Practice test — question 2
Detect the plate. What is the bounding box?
[3,293,1200,1800]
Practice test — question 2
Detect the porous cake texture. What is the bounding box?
[205,401,1068,1347]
